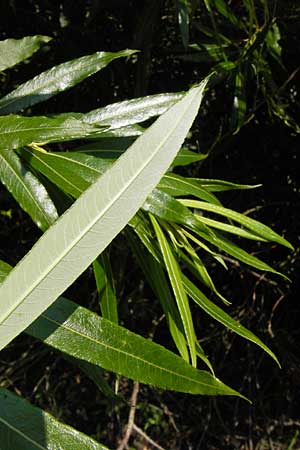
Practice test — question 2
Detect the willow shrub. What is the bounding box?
[0,35,292,448]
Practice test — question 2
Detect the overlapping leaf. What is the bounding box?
[0,81,208,350]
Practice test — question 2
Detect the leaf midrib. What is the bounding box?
[1,88,199,326]
[0,416,46,450]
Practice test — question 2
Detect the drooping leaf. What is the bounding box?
[0,149,58,230]
[231,69,247,132]
[0,261,235,396]
[127,230,189,361]
[0,49,136,114]
[82,92,183,128]
[93,252,118,323]
[179,199,293,249]
[0,388,108,450]
[150,215,197,367]
[0,115,102,151]
[0,80,209,350]
[0,35,51,72]
[182,275,280,366]
[192,178,261,192]
[158,173,220,204]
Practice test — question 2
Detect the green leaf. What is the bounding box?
[179,199,293,249]
[182,275,280,366]
[143,188,212,236]
[0,388,108,450]
[83,92,183,128]
[0,260,236,396]
[74,140,206,167]
[177,0,192,48]
[0,80,209,350]
[127,231,189,361]
[158,173,220,204]
[0,49,136,114]
[93,252,118,323]
[151,215,197,367]
[0,115,102,151]
[231,69,247,132]
[0,149,58,230]
[18,147,112,198]
[28,297,242,396]
[192,178,261,192]
[0,35,51,72]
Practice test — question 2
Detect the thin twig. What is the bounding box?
[132,424,167,450]
[117,381,139,450]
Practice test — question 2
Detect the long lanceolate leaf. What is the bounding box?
[0,81,208,351]
[0,260,240,396]
[0,115,102,151]
[0,149,58,230]
[83,92,184,128]
[0,35,51,72]
[0,388,108,450]
[0,49,136,114]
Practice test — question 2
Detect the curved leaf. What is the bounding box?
[0,49,136,114]
[0,260,235,396]
[0,388,108,450]
[0,149,58,230]
[0,81,208,350]
[27,297,242,396]
[0,35,51,72]
[183,275,280,366]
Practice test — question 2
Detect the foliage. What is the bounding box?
[0,1,297,447]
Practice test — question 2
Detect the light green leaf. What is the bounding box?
[0,388,108,450]
[83,92,183,128]
[93,252,118,323]
[0,149,58,230]
[179,199,293,249]
[0,49,136,114]
[0,35,51,72]
[183,275,280,366]
[0,80,208,350]
[151,215,197,367]
[0,261,236,396]
[0,115,102,151]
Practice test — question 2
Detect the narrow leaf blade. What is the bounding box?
[0,149,58,230]
[0,81,208,350]
[0,49,136,114]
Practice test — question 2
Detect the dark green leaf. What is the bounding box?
[93,252,118,324]
[0,388,108,450]
[0,149,58,230]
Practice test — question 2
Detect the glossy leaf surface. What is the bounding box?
[0,149,58,230]
[83,92,183,128]
[0,81,208,350]
[0,261,238,396]
[0,388,108,450]
[0,35,51,72]
[0,49,136,114]
[0,115,101,151]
